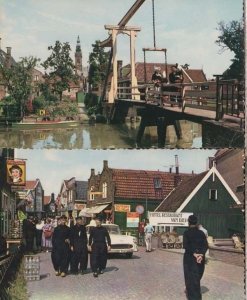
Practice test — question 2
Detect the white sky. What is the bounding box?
[15,149,216,196]
[0,0,243,79]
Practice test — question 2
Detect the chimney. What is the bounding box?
[175,155,179,174]
[103,160,108,169]
[208,157,215,169]
[169,167,172,173]
[91,168,95,176]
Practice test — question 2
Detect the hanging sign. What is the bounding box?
[7,160,26,186]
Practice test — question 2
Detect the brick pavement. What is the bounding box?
[26,247,245,300]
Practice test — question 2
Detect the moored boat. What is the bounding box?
[11,119,80,129]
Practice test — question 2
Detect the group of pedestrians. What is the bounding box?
[22,216,55,253]
[151,64,184,107]
[51,215,111,278]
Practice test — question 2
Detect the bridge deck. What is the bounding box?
[116,99,243,126]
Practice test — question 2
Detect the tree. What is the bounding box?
[216,20,244,80]
[41,41,78,101]
[88,40,110,93]
[0,56,39,117]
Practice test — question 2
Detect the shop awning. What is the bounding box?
[86,204,109,214]
[79,208,92,217]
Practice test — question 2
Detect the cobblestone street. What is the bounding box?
[26,247,245,300]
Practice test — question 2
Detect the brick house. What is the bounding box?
[155,149,244,238]
[87,160,193,231]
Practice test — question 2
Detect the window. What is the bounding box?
[102,182,107,198]
[89,193,95,201]
[209,189,217,200]
[34,75,39,82]
[153,178,162,189]
[68,190,73,202]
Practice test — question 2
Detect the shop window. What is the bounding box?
[209,189,217,200]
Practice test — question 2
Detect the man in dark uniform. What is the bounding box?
[23,216,36,253]
[51,215,70,277]
[183,215,208,300]
[69,216,88,275]
[88,217,111,277]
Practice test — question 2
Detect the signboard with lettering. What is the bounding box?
[148,212,192,227]
[114,204,130,212]
[127,212,139,228]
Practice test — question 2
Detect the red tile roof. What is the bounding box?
[119,62,207,83]
[111,168,192,200]
[44,196,51,205]
[24,180,38,190]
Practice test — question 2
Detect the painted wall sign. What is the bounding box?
[148,212,193,227]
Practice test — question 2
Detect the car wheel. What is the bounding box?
[125,253,133,258]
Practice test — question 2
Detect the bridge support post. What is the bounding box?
[157,117,167,148]
[173,120,182,139]
[136,115,146,146]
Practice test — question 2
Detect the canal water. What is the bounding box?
[0,120,201,149]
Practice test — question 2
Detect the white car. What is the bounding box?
[87,223,138,258]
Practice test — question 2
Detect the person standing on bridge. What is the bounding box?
[168,64,183,107]
[151,67,163,105]
[144,219,154,252]
[88,217,111,277]
[183,215,208,300]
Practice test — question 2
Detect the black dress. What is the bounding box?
[183,227,208,300]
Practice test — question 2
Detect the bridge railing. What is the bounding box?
[117,79,244,122]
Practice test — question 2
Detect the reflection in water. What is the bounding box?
[0,120,201,149]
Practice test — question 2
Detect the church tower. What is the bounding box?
[75,36,83,76]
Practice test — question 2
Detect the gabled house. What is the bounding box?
[155,151,244,238]
[87,160,193,230]
[16,179,44,218]
[57,177,88,217]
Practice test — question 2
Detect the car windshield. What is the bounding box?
[103,225,121,235]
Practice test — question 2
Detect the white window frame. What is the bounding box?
[209,189,217,200]
[102,182,107,199]
[90,193,95,201]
